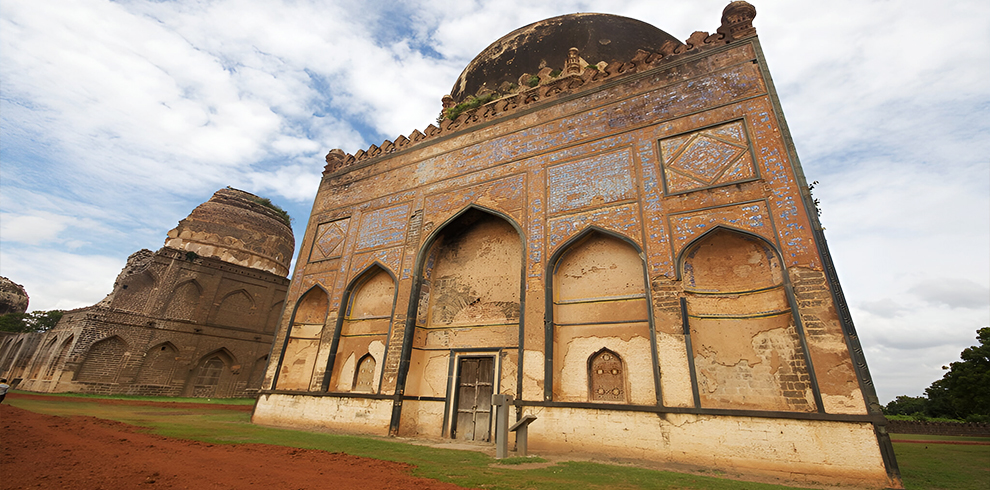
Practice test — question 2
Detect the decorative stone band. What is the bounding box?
[323,1,757,176]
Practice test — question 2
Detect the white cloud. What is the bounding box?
[0,212,70,245]
[0,246,123,311]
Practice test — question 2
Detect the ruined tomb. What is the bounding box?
[253,2,900,487]
[1,188,293,398]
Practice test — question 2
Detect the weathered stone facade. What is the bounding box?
[0,188,293,398]
[253,3,899,487]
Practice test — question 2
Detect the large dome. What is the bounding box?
[450,13,682,103]
[165,188,295,277]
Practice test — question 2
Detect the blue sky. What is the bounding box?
[1,0,987,404]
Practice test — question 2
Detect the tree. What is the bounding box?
[882,395,928,416]
[0,310,64,333]
[924,327,990,421]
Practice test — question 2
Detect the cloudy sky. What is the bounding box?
[1,0,987,404]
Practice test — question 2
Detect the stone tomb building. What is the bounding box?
[1,188,293,398]
[253,3,899,487]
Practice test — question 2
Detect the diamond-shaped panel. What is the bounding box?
[707,121,747,145]
[659,120,757,194]
[669,135,742,182]
[310,218,349,261]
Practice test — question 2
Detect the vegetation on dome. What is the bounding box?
[443,92,500,121]
[227,188,291,227]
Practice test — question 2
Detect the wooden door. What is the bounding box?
[453,357,494,441]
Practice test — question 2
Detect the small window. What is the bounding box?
[353,354,376,392]
[589,349,625,402]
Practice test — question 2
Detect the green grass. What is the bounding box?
[889,433,990,443]
[892,441,990,490]
[495,456,549,465]
[8,393,989,490]
[13,390,255,405]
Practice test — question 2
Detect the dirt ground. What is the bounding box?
[0,399,469,490]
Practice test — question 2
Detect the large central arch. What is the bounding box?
[391,206,525,439]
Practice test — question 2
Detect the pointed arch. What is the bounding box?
[28,336,60,380]
[1,339,25,374]
[186,348,236,398]
[679,227,821,412]
[353,353,377,392]
[274,285,329,391]
[163,279,203,322]
[0,337,13,364]
[213,289,258,329]
[76,336,128,383]
[417,206,523,328]
[675,225,781,281]
[322,263,396,392]
[135,342,179,386]
[389,205,526,434]
[44,335,75,380]
[113,270,158,312]
[264,300,285,334]
[545,227,657,404]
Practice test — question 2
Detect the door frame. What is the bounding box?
[443,349,501,440]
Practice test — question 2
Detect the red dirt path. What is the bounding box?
[0,402,469,490]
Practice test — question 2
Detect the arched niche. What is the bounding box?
[77,336,128,383]
[548,229,654,404]
[276,286,328,391]
[588,348,626,402]
[135,342,179,386]
[680,227,816,412]
[353,354,377,392]
[403,207,523,404]
[112,270,157,313]
[44,335,74,380]
[187,349,235,397]
[213,289,257,329]
[28,337,59,380]
[1,339,25,374]
[264,300,285,334]
[163,280,202,322]
[418,208,522,336]
[327,265,394,393]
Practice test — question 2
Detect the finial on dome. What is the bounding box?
[719,1,757,40]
